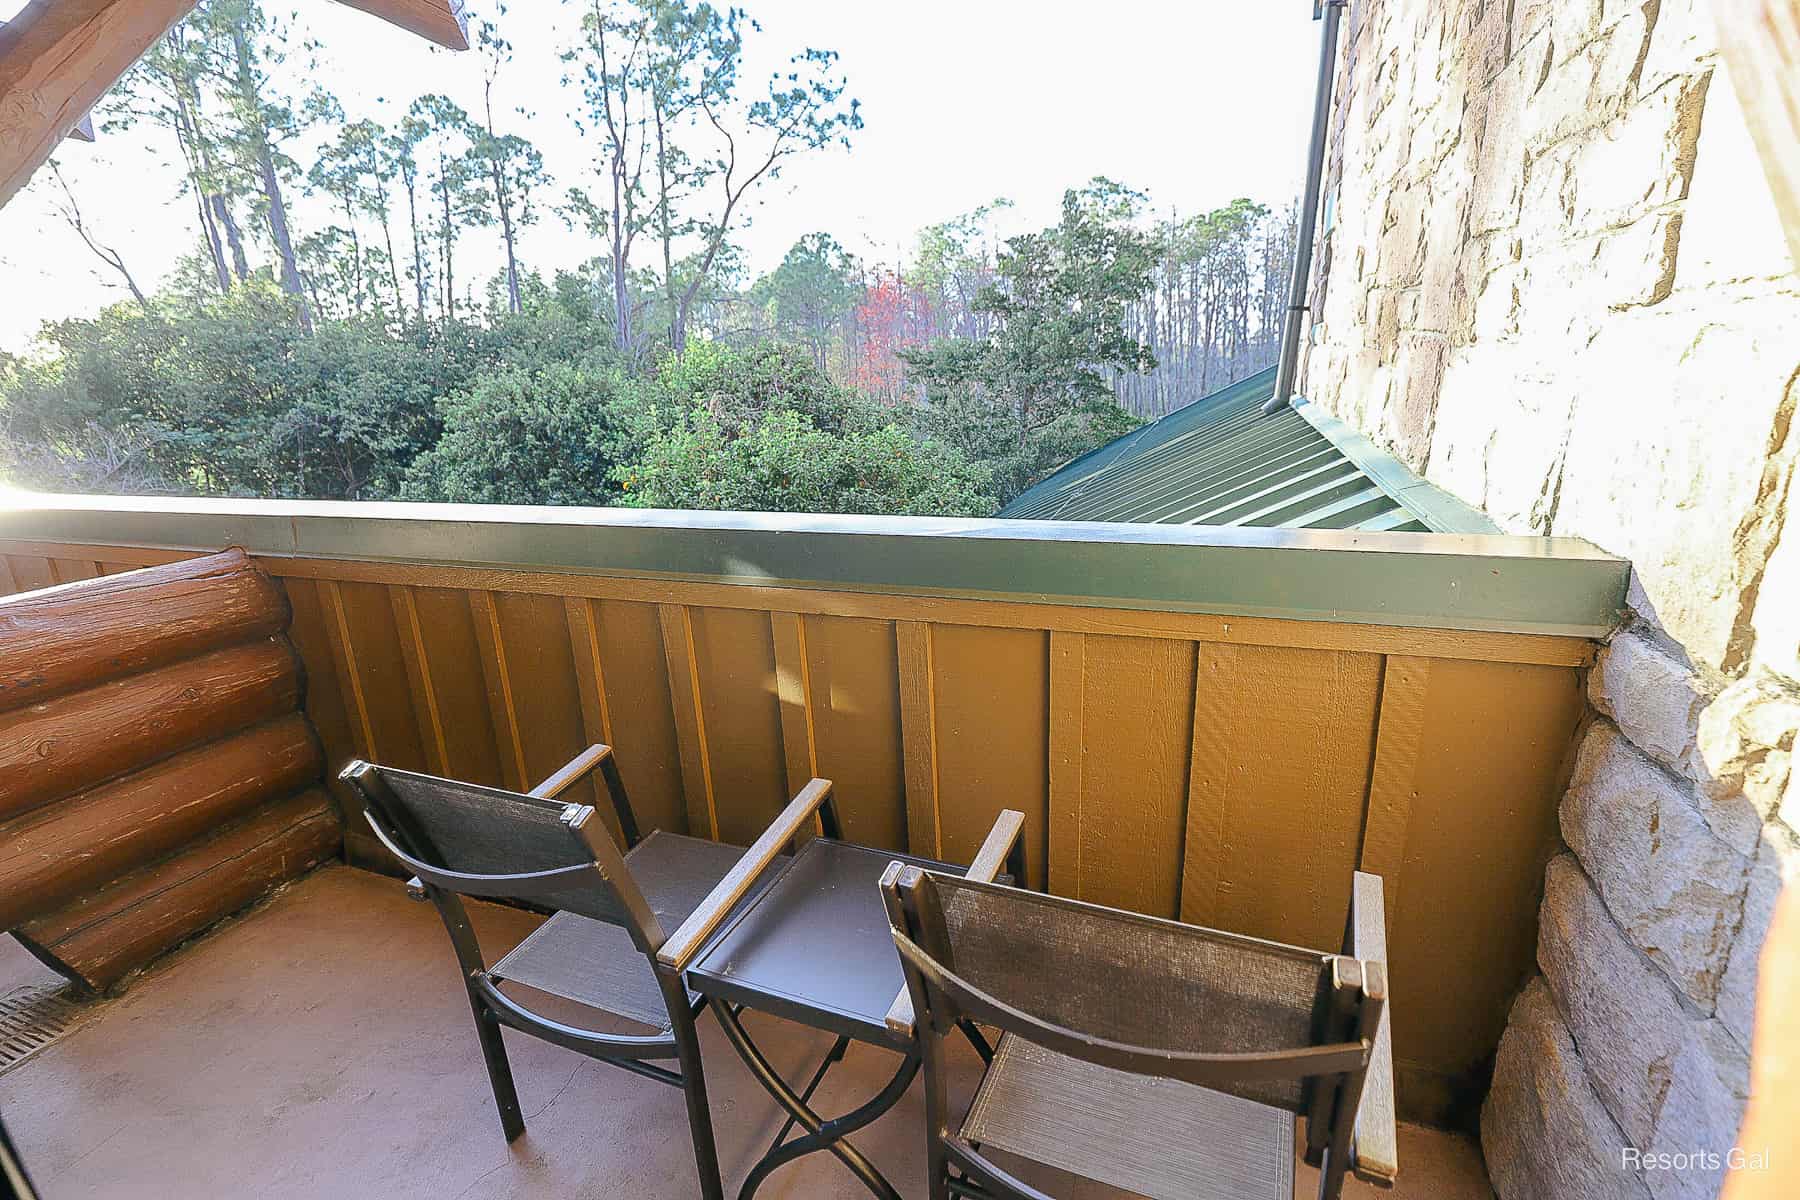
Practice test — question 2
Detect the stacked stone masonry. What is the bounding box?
[1297,1,1800,1198]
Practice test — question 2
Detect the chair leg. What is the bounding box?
[468,990,525,1142]
[922,1034,952,1200]
[929,1140,952,1200]
[668,991,724,1200]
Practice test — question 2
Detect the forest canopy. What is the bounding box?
[0,0,1298,517]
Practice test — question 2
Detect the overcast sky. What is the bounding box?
[0,1,1321,353]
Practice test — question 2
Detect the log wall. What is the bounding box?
[0,550,337,991]
[0,538,1588,1123]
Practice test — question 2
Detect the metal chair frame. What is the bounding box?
[882,866,1391,1200]
[342,746,836,1200]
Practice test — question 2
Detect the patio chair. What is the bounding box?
[341,746,838,1200]
[880,866,1396,1200]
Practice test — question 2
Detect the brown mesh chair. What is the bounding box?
[341,746,838,1200]
[881,866,1397,1200]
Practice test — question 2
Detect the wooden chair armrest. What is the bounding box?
[884,809,1026,1035]
[528,743,613,800]
[1348,870,1398,1185]
[656,778,833,972]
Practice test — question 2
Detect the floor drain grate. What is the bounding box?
[0,984,87,1074]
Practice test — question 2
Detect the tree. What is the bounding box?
[306,97,373,314]
[567,0,656,352]
[1115,198,1293,417]
[404,362,629,504]
[642,0,733,348]
[752,232,858,370]
[669,42,860,355]
[44,162,150,307]
[622,405,995,515]
[472,14,551,316]
[408,94,491,325]
[386,115,434,321]
[565,1,859,356]
[905,178,1157,499]
[908,199,1009,341]
[322,114,411,320]
[850,270,931,401]
[105,16,248,294]
[205,0,313,329]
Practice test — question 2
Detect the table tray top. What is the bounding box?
[686,839,960,1050]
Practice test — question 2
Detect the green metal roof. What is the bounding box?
[1000,367,1499,534]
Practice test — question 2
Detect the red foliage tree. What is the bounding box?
[850,271,932,402]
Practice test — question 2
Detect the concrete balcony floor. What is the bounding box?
[0,866,1493,1199]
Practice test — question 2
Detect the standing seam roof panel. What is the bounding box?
[998,366,1498,535]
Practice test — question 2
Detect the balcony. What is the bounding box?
[0,495,1628,1197]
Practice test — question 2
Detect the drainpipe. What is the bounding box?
[1265,0,1349,415]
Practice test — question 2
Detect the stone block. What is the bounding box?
[1424,340,1578,530]
[1551,0,1610,62]
[1596,213,1681,309]
[1716,824,1800,1051]
[1509,0,1556,54]
[1644,1020,1750,1200]
[1675,73,1797,290]
[1749,496,1800,686]
[1483,977,1650,1200]
[1562,723,1749,1006]
[1553,293,1800,672]
[1539,854,1697,1147]
[1383,333,1447,465]
[1565,72,1708,236]
[1469,31,1540,237]
[1590,631,1710,773]
[1635,0,1716,98]
[1694,674,1800,852]
[1526,3,1655,155]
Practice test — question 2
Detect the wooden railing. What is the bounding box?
[0,496,1629,1124]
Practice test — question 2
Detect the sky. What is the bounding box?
[0,0,1322,353]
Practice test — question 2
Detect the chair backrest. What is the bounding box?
[882,867,1384,1192]
[342,761,665,951]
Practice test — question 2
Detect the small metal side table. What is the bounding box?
[686,826,1021,1200]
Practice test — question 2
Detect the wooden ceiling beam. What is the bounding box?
[0,0,197,209]
[0,0,469,216]
[330,0,469,51]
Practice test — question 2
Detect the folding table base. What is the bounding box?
[710,999,919,1200]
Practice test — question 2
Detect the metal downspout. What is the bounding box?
[1265,0,1349,415]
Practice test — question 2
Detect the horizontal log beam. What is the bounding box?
[0,638,300,821]
[16,788,340,992]
[0,714,321,928]
[0,548,287,713]
[330,0,468,50]
[0,0,197,209]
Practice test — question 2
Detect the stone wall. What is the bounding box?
[1296,1,1800,1197]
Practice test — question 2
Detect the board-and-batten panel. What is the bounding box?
[0,543,1587,1123]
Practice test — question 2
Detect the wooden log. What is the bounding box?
[15,787,339,993]
[1715,0,1800,267]
[0,548,288,713]
[0,0,199,209]
[0,638,300,821]
[0,714,321,928]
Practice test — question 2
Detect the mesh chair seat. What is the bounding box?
[493,912,690,1029]
[963,1034,1295,1200]
[492,831,779,1030]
